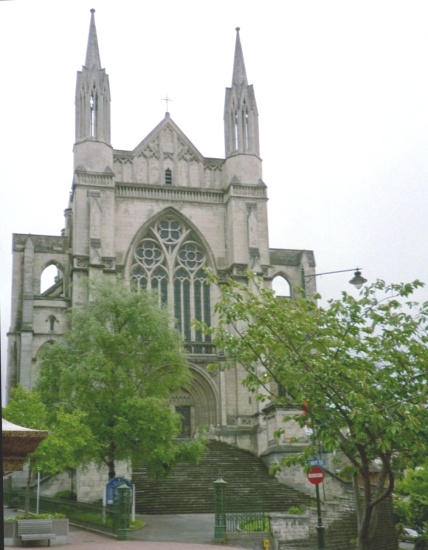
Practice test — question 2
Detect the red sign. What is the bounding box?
[307,466,325,485]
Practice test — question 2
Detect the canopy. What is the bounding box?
[2,418,48,474]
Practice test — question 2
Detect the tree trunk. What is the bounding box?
[70,468,76,497]
[353,464,373,550]
[107,441,116,480]
[356,505,374,550]
[107,459,116,480]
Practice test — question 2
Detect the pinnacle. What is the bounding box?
[85,8,101,70]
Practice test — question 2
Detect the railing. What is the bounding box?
[4,489,119,536]
[226,511,269,532]
[184,341,216,355]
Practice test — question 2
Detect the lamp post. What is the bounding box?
[36,469,41,514]
[300,265,367,548]
[213,477,227,542]
[301,267,367,298]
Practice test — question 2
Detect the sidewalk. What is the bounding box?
[4,508,242,549]
[6,524,242,550]
[135,514,215,544]
[64,526,239,550]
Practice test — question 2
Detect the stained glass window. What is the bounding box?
[130,216,211,348]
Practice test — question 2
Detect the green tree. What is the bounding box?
[32,408,97,477]
[3,386,95,474]
[36,278,205,480]
[396,461,428,534]
[3,384,48,431]
[203,273,428,550]
[4,385,49,511]
[3,385,94,508]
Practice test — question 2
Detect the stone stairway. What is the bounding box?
[133,439,310,514]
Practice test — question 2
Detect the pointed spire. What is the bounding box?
[85,9,101,70]
[232,27,248,87]
[224,27,260,160]
[75,8,111,146]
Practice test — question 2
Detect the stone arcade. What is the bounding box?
[7,11,315,474]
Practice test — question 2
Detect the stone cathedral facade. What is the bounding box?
[7,10,315,459]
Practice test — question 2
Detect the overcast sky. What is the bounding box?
[2,0,428,398]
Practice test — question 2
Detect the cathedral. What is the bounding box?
[7,10,315,460]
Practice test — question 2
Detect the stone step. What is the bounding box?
[133,440,310,514]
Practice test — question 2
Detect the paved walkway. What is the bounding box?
[62,525,236,550]
[135,514,215,544]
[4,508,242,549]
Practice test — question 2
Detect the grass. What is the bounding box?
[239,517,271,532]
[287,504,307,515]
[131,519,145,531]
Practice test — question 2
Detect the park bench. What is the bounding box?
[17,519,56,546]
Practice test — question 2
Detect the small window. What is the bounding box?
[272,275,291,298]
[90,87,97,138]
[41,265,61,294]
[47,315,57,332]
[165,168,172,185]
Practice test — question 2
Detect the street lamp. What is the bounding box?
[299,265,366,549]
[301,267,367,297]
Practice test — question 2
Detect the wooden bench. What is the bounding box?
[17,519,56,546]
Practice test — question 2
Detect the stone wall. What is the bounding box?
[271,496,398,550]
[270,512,310,545]
[76,461,132,503]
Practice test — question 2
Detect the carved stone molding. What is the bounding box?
[102,257,116,270]
[73,256,89,269]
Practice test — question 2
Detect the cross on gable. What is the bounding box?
[162,94,173,113]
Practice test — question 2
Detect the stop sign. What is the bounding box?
[307,466,325,485]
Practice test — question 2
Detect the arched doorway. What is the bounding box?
[170,366,218,436]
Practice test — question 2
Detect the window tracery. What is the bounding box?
[131,216,211,347]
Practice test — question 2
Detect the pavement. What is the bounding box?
[136,514,216,544]
[4,508,243,549]
[4,508,414,550]
[61,523,234,550]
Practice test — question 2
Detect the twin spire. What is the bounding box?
[76,11,259,159]
[224,27,259,158]
[75,9,111,144]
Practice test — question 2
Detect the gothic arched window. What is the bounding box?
[130,215,211,351]
[272,275,291,298]
[90,86,97,138]
[165,168,172,185]
[40,264,64,296]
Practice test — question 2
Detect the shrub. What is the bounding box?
[239,517,271,532]
[15,513,66,519]
[287,504,307,515]
[54,490,77,500]
[415,537,428,550]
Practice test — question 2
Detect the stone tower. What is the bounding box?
[7,10,316,457]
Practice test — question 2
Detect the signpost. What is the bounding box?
[105,476,132,506]
[309,458,326,467]
[307,466,325,549]
[307,465,325,484]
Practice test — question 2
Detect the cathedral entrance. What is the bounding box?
[170,366,218,437]
[176,406,191,437]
